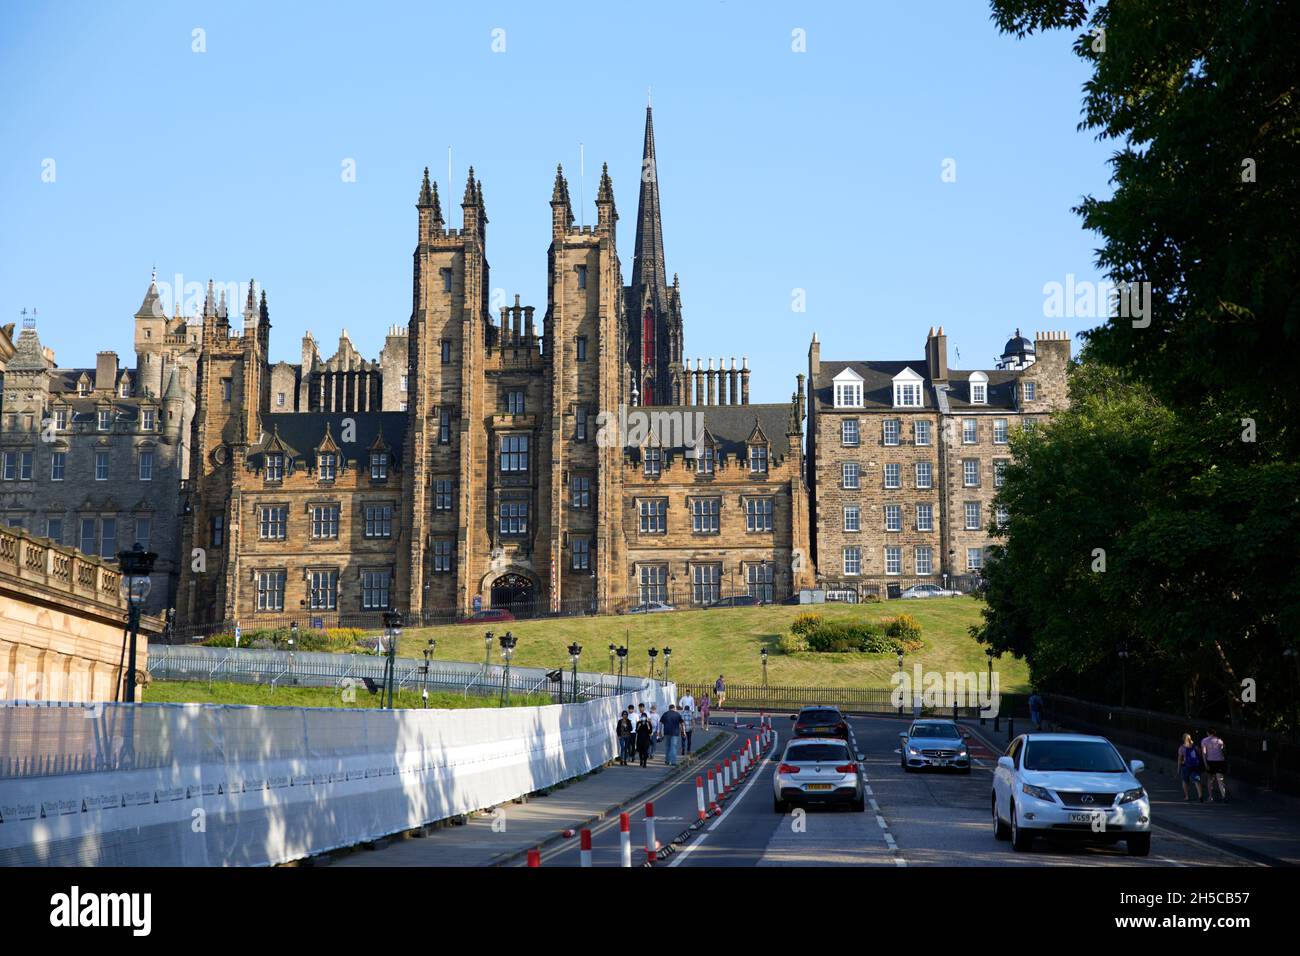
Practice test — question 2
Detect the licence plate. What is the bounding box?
[928,759,942,766]
[805,783,833,791]
[1068,812,1098,824]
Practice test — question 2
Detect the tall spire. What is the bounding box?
[631,104,667,306]
[418,166,434,206]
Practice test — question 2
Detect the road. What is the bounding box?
[537,712,1258,867]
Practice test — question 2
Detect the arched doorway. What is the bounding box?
[490,573,537,617]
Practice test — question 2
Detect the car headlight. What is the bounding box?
[907,747,921,756]
[958,749,969,757]
[1119,787,1146,804]
[1021,783,1053,802]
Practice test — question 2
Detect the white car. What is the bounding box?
[899,584,961,599]
[624,601,675,614]
[773,737,866,813]
[992,733,1151,855]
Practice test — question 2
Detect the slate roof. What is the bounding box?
[812,360,1021,413]
[246,411,407,468]
[624,402,795,459]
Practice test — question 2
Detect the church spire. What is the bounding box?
[631,104,667,304]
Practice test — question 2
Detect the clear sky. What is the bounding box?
[0,0,1112,403]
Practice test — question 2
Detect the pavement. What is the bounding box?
[325,721,738,867]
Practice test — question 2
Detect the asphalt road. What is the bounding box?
[541,712,1259,867]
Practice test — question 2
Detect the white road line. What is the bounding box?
[667,732,777,867]
[868,798,880,811]
[875,814,888,829]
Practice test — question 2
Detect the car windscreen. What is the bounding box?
[1023,740,1126,773]
[785,744,851,762]
[910,723,960,739]
[799,710,841,723]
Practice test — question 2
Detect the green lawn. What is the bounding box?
[398,598,1029,692]
[144,679,554,710]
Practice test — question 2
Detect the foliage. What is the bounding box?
[778,631,809,655]
[881,614,924,650]
[790,613,822,637]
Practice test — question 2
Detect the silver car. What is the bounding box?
[898,719,972,772]
[899,584,961,599]
[773,737,866,812]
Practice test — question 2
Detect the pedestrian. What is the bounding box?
[714,675,727,711]
[635,712,653,768]
[1177,732,1204,802]
[678,688,695,715]
[648,704,660,758]
[681,703,694,754]
[1028,690,1043,731]
[660,704,684,766]
[1201,728,1228,803]
[616,709,634,766]
[700,692,711,729]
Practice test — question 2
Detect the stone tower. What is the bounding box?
[625,104,685,405]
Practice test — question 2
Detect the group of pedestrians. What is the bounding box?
[1177,729,1230,803]
[615,690,709,768]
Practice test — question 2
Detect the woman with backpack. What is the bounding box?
[1177,732,1204,802]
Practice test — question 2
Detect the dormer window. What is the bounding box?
[369,452,388,480]
[695,443,715,475]
[832,368,864,408]
[749,443,769,474]
[318,452,336,481]
[892,367,925,408]
[97,409,111,431]
[266,454,284,481]
[142,408,155,431]
[54,408,67,430]
[644,446,662,477]
[969,371,988,405]
[119,382,130,398]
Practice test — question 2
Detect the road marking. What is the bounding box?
[868,798,879,811]
[875,814,888,829]
[667,731,777,867]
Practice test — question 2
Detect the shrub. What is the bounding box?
[862,593,882,603]
[790,613,822,637]
[805,620,887,653]
[881,613,924,649]
[778,632,808,655]
[201,632,237,647]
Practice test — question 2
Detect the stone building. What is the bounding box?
[0,284,200,616]
[177,106,812,629]
[806,327,1070,595]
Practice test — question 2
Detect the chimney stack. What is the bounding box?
[96,351,119,393]
[741,357,750,405]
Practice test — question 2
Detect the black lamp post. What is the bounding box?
[568,642,582,703]
[484,631,495,670]
[118,543,157,703]
[421,639,436,708]
[662,647,672,684]
[287,620,298,680]
[608,643,616,677]
[897,649,905,715]
[498,631,517,706]
[381,608,402,709]
[761,647,769,689]
[616,644,628,683]
[648,647,659,680]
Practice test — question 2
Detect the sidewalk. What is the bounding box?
[323,725,732,867]
[965,720,1300,866]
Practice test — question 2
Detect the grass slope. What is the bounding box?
[398,598,1028,692]
[144,679,553,709]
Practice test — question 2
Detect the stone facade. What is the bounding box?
[0,523,163,702]
[177,107,811,629]
[0,285,199,615]
[267,326,409,414]
[807,327,1069,594]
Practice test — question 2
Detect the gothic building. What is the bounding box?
[176,107,813,629]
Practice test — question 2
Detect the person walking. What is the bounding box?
[1177,732,1204,802]
[616,709,634,766]
[700,692,711,729]
[648,704,661,758]
[714,675,727,711]
[678,689,695,715]
[659,704,684,766]
[634,712,653,768]
[1028,690,1043,731]
[681,703,694,755]
[1201,729,1228,803]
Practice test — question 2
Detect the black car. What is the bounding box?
[706,595,759,609]
[791,706,850,739]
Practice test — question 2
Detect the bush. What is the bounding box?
[881,614,924,650]
[778,631,808,654]
[790,613,822,637]
[804,620,889,653]
[201,632,237,647]
[862,593,882,603]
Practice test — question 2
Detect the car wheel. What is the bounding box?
[1010,802,1034,852]
[773,797,788,814]
[992,793,1010,840]
[1126,833,1151,857]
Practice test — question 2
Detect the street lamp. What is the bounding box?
[568,642,582,704]
[381,608,403,709]
[608,643,616,677]
[761,647,769,689]
[648,646,659,680]
[1117,644,1130,709]
[662,647,672,684]
[498,631,517,706]
[117,543,157,703]
[616,644,628,683]
[421,639,437,708]
[484,630,495,670]
[287,620,298,680]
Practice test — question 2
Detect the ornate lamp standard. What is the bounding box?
[421,639,437,708]
[117,543,157,703]
[761,647,769,689]
[498,631,517,706]
[568,642,582,703]
[662,647,672,684]
[381,608,403,709]
[648,647,659,681]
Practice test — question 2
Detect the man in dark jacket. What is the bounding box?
[659,705,685,766]
[616,710,633,766]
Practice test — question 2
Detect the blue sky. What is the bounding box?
[0,0,1111,403]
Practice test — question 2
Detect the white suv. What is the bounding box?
[992,733,1151,855]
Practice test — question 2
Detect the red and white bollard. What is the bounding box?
[527,848,541,867]
[707,769,718,812]
[579,829,592,868]
[645,802,658,864]
[619,812,632,867]
[696,775,707,822]
[722,759,731,792]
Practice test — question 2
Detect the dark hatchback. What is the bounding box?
[791,706,850,738]
[706,595,759,609]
